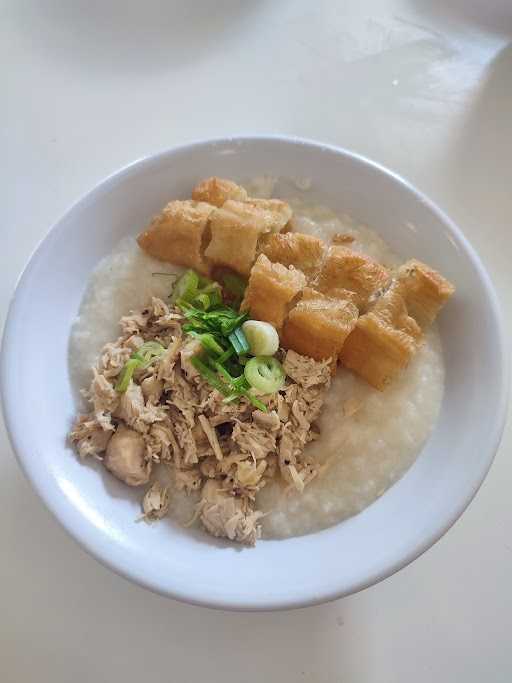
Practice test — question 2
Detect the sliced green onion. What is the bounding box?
[170,270,199,304]
[190,354,269,412]
[242,320,279,356]
[183,318,208,333]
[191,356,230,396]
[137,341,165,368]
[217,347,235,365]
[243,392,267,411]
[212,363,239,389]
[115,342,165,392]
[222,393,240,404]
[228,326,250,355]
[115,358,141,392]
[192,293,211,310]
[187,331,224,356]
[207,288,223,308]
[179,302,248,335]
[212,362,236,385]
[216,310,249,336]
[137,341,165,355]
[172,276,223,312]
[244,356,285,394]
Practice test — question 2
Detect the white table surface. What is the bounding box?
[2,1,511,681]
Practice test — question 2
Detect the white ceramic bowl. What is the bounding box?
[1,137,508,610]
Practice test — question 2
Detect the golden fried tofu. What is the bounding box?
[282,288,358,361]
[260,232,325,278]
[191,177,248,207]
[371,281,422,342]
[137,200,214,275]
[204,200,277,276]
[339,282,421,390]
[396,259,455,327]
[339,316,418,390]
[314,245,390,310]
[241,254,306,329]
[243,198,292,233]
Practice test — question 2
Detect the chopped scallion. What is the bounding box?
[115,358,141,392]
[170,270,199,304]
[228,326,250,356]
[187,331,225,356]
[115,342,165,392]
[217,347,235,365]
[244,356,285,394]
[191,356,230,396]
[191,293,211,310]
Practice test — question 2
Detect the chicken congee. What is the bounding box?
[69,177,454,544]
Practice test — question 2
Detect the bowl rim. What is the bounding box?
[1,134,509,610]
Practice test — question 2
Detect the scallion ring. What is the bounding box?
[244,356,285,394]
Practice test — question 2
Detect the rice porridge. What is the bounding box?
[69,193,444,539]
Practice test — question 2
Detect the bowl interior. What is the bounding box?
[1,137,507,610]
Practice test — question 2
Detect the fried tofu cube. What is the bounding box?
[243,198,292,233]
[282,288,359,361]
[339,282,421,390]
[241,254,306,329]
[315,245,390,310]
[205,201,277,276]
[191,177,248,207]
[339,315,418,390]
[260,232,325,277]
[137,200,214,275]
[396,259,455,327]
[370,281,422,342]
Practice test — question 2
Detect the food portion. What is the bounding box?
[313,245,390,310]
[70,176,455,545]
[282,288,358,361]
[137,200,214,275]
[396,259,455,328]
[70,280,331,545]
[203,201,270,276]
[240,254,306,329]
[260,232,325,278]
[191,177,248,207]
[339,282,422,390]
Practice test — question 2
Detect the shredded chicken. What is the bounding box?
[198,415,224,461]
[231,420,277,460]
[104,425,151,486]
[252,409,281,432]
[283,350,332,389]
[140,375,164,404]
[69,417,112,458]
[69,297,331,545]
[141,482,170,522]
[115,381,165,433]
[175,468,203,494]
[198,481,264,545]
